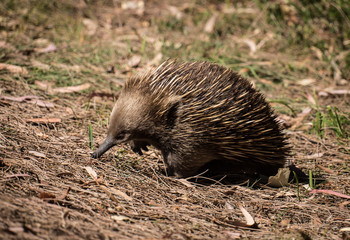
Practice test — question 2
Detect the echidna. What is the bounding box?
[91,61,289,178]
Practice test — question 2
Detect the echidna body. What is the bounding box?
[92,61,289,178]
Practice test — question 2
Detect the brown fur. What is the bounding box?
[92,60,290,178]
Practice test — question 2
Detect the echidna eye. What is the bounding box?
[115,131,126,140]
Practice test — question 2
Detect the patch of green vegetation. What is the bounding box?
[311,88,350,140]
[326,107,349,138]
[27,67,81,87]
[157,16,186,33]
[259,0,350,50]
[312,105,350,139]
[88,122,94,149]
[189,8,211,26]
[313,108,325,138]
[292,171,301,201]
[308,170,315,189]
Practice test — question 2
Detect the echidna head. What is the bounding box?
[91,91,147,158]
[110,92,145,139]
[91,90,182,159]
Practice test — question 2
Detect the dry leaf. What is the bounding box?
[304,153,323,159]
[298,78,315,86]
[177,178,195,188]
[243,39,257,53]
[26,118,61,124]
[128,55,142,68]
[31,99,54,108]
[297,108,311,117]
[259,78,273,85]
[109,188,133,201]
[35,43,57,53]
[267,168,290,187]
[82,18,97,36]
[225,201,234,210]
[28,151,46,158]
[306,93,316,105]
[38,192,56,200]
[121,0,144,10]
[121,0,144,15]
[52,83,91,94]
[8,226,24,234]
[311,46,323,60]
[309,189,350,199]
[0,95,38,102]
[111,215,131,222]
[33,38,50,47]
[0,95,54,108]
[237,203,256,226]
[204,13,218,33]
[84,166,98,180]
[316,164,336,175]
[0,63,28,74]
[319,89,350,97]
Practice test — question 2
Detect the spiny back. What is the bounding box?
[125,60,270,127]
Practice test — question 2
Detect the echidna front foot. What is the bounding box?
[129,140,149,155]
[164,152,198,178]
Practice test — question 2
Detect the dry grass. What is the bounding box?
[1,0,350,239]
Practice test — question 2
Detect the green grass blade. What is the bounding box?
[89,122,93,150]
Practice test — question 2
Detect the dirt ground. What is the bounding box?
[1,1,349,239]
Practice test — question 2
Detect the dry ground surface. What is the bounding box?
[1,0,350,239]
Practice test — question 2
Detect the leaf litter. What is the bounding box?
[0,0,349,239]
[1,84,348,238]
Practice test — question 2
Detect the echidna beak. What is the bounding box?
[91,136,116,159]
